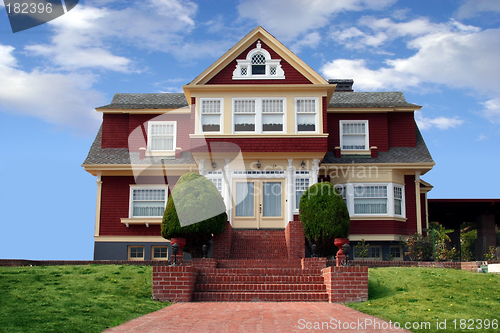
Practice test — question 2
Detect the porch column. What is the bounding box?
[287,159,294,223]
[94,174,102,237]
[476,214,496,260]
[312,159,319,184]
[224,159,231,223]
[415,172,422,235]
[198,159,205,175]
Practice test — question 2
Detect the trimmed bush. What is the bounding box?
[299,182,350,257]
[161,172,227,258]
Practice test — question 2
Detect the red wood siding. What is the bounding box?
[322,96,327,134]
[405,175,417,235]
[350,220,407,235]
[102,114,129,148]
[327,113,389,151]
[190,137,328,153]
[420,193,427,232]
[206,40,312,85]
[388,112,416,147]
[99,175,179,237]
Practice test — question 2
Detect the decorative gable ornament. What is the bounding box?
[232,41,285,80]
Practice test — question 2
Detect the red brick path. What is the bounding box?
[103,302,410,332]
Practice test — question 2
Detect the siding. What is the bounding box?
[102,114,129,148]
[388,112,416,147]
[404,175,417,235]
[190,137,328,153]
[206,40,312,85]
[350,220,407,235]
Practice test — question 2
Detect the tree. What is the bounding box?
[161,172,227,258]
[299,182,350,257]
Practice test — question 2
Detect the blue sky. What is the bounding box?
[1,0,499,260]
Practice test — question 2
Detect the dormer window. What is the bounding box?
[233,41,285,80]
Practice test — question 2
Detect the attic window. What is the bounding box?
[232,41,285,80]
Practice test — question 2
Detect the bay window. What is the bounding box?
[339,183,405,217]
[354,185,387,214]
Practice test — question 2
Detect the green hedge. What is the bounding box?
[161,172,227,257]
[299,182,350,257]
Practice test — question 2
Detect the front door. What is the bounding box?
[232,179,285,229]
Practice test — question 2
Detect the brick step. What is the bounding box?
[193,292,329,302]
[198,268,322,276]
[229,253,288,259]
[195,283,326,292]
[196,274,325,285]
[216,259,301,269]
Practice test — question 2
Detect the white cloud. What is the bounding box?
[237,0,397,41]
[415,113,464,130]
[481,98,500,124]
[456,0,500,19]
[290,32,321,53]
[476,134,488,141]
[0,44,105,130]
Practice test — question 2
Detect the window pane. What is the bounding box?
[390,247,401,258]
[202,114,220,132]
[153,247,168,258]
[262,114,283,132]
[208,178,223,195]
[262,100,283,113]
[130,247,143,258]
[343,123,365,134]
[354,198,387,214]
[252,54,266,64]
[297,114,315,131]
[342,135,365,150]
[133,201,165,217]
[296,99,316,113]
[354,186,387,198]
[201,100,221,114]
[395,199,402,215]
[235,182,254,217]
[234,114,255,132]
[151,123,174,135]
[263,182,281,217]
[252,65,265,75]
[234,100,255,113]
[295,178,310,210]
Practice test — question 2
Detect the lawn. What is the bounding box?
[347,267,500,332]
[0,265,169,333]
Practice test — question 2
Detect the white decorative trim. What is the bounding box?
[232,41,285,80]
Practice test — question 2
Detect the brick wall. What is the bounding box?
[322,266,368,303]
[152,265,198,302]
[206,40,312,85]
[212,222,232,259]
[302,257,327,269]
[285,220,305,258]
[0,260,171,267]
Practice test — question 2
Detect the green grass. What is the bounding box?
[0,265,170,333]
[347,267,500,332]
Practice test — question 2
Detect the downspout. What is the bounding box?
[94,174,103,237]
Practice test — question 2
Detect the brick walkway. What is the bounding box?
[103,302,410,332]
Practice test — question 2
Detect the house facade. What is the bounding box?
[83,27,434,261]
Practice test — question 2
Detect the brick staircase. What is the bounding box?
[229,229,288,259]
[192,229,328,302]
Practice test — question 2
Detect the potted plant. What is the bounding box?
[299,182,350,257]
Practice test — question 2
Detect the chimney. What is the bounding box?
[329,79,354,92]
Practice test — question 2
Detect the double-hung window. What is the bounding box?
[148,121,176,152]
[294,171,310,211]
[295,98,318,133]
[232,98,285,133]
[394,185,404,216]
[200,99,222,133]
[129,186,168,218]
[340,120,369,150]
[206,170,224,197]
[353,185,388,214]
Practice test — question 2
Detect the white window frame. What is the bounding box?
[206,170,224,197]
[199,98,223,134]
[128,246,145,261]
[147,121,177,152]
[295,97,319,134]
[353,184,388,216]
[152,246,169,261]
[129,185,168,218]
[340,120,369,151]
[340,183,405,218]
[294,171,311,213]
[232,97,286,134]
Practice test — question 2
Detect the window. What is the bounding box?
[394,186,403,216]
[390,246,403,260]
[232,41,285,80]
[152,246,169,261]
[294,171,311,211]
[353,246,382,260]
[206,170,223,197]
[129,186,168,218]
[335,184,347,205]
[340,120,369,150]
[128,246,144,261]
[232,98,285,133]
[200,99,222,133]
[147,121,176,151]
[295,98,318,132]
[354,185,387,214]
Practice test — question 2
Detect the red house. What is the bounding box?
[83,27,434,262]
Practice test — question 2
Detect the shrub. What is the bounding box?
[402,234,433,261]
[161,172,227,258]
[299,182,350,257]
[461,229,477,261]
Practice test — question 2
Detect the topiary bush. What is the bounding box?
[161,172,227,258]
[299,182,350,257]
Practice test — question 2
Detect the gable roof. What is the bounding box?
[329,92,421,109]
[187,26,328,86]
[96,93,189,110]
